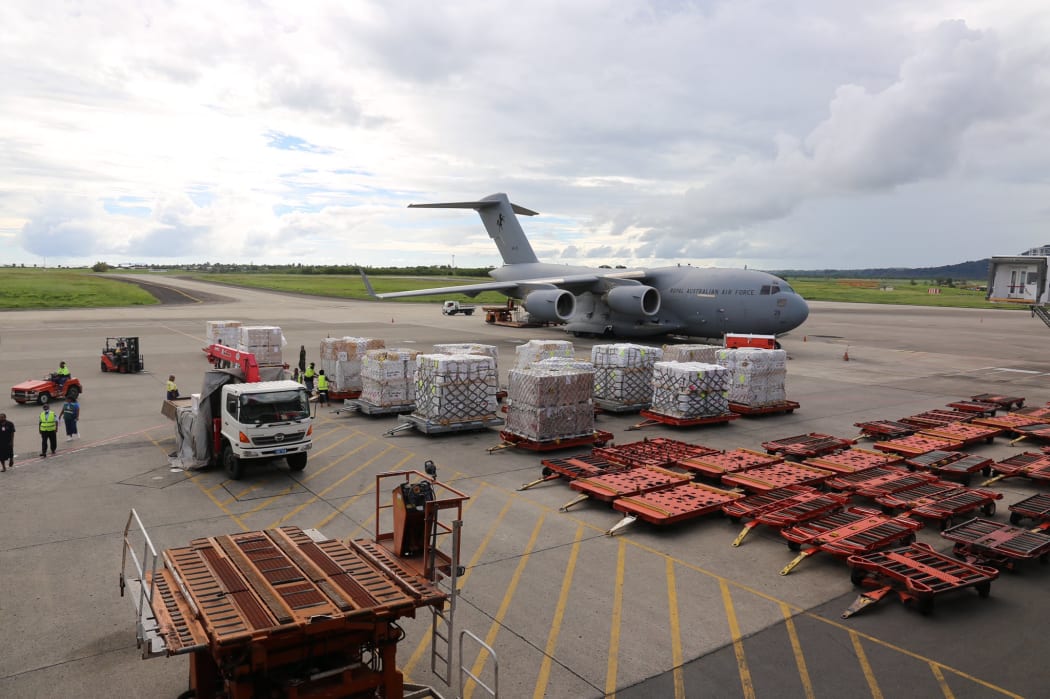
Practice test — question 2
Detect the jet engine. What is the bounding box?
[605,285,660,317]
[523,289,576,322]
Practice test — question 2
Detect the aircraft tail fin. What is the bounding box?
[409,192,540,265]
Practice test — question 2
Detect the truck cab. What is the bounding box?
[442,300,475,316]
[218,380,312,479]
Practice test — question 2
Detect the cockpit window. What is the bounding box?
[760,285,771,295]
[770,285,781,295]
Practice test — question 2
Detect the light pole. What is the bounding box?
[451,254,455,276]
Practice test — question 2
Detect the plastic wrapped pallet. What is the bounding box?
[513,339,576,370]
[320,337,386,393]
[238,326,286,366]
[716,348,787,407]
[433,343,499,363]
[205,320,242,347]
[361,348,419,407]
[413,354,499,423]
[660,343,721,364]
[505,362,594,442]
[591,343,662,405]
[650,361,729,419]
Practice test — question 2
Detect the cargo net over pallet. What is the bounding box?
[591,343,662,408]
[360,348,419,408]
[513,339,576,370]
[412,353,499,423]
[433,343,499,362]
[504,362,595,442]
[716,347,788,408]
[320,336,386,394]
[650,361,729,419]
[238,326,286,367]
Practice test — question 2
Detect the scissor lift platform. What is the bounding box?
[606,482,744,535]
[941,517,1050,569]
[721,461,835,493]
[854,419,915,440]
[761,433,856,459]
[384,412,504,437]
[729,400,800,416]
[985,452,1050,485]
[780,507,924,575]
[725,486,852,546]
[675,448,782,479]
[804,448,903,475]
[594,437,719,469]
[843,542,998,617]
[904,450,995,484]
[627,409,738,430]
[520,453,629,490]
[1008,492,1050,526]
[877,484,1000,528]
[562,465,691,511]
[874,433,965,457]
[919,422,1001,447]
[971,393,1025,410]
[488,428,613,453]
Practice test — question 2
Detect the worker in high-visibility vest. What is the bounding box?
[39,404,59,457]
[316,370,329,406]
[55,361,70,389]
[166,375,179,400]
[303,363,316,393]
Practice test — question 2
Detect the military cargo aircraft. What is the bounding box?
[368,193,809,339]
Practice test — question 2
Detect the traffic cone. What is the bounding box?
[391,317,394,323]
[803,336,807,342]
[843,346,850,361]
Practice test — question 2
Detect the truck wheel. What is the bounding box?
[65,386,80,401]
[466,310,474,316]
[223,444,244,480]
[38,392,51,405]
[286,453,307,472]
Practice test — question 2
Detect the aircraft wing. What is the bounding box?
[373,279,526,300]
[366,269,651,300]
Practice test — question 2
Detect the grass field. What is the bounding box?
[0,268,158,309]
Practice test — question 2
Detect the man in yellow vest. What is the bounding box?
[39,403,58,457]
[303,363,316,393]
[55,361,71,389]
[316,370,329,406]
[166,375,179,400]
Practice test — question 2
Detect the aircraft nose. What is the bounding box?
[788,294,810,329]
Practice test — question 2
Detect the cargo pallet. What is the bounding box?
[898,411,971,429]
[675,448,783,479]
[328,389,362,401]
[1013,405,1050,420]
[904,450,994,484]
[488,428,614,454]
[970,393,1025,410]
[779,506,924,575]
[761,433,856,459]
[945,400,1000,416]
[942,517,1050,569]
[804,448,903,475]
[877,483,1000,529]
[843,542,998,617]
[335,398,414,417]
[971,413,1043,431]
[728,400,800,416]
[561,465,692,512]
[606,482,744,536]
[626,409,738,431]
[1006,422,1050,445]
[826,465,913,493]
[384,413,504,437]
[721,461,835,493]
[919,422,1001,447]
[593,398,651,414]
[854,419,915,440]
[1008,492,1050,526]
[595,437,719,469]
[520,453,629,490]
[984,452,1050,485]
[873,433,964,457]
[723,486,852,546]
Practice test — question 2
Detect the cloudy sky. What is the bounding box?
[2,1,1048,271]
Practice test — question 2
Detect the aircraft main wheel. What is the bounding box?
[38,392,51,405]
[223,444,244,480]
[286,453,307,472]
[65,386,80,401]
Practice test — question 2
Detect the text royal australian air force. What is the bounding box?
[368,193,809,340]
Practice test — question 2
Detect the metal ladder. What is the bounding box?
[118,508,166,658]
[428,518,462,686]
[1032,304,1050,329]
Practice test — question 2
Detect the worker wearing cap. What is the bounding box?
[55,361,70,389]
[166,375,179,400]
[316,370,329,406]
[39,404,58,457]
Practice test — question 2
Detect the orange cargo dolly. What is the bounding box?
[970,392,1025,410]
[854,419,915,440]
[675,447,783,479]
[627,409,738,431]
[721,461,835,493]
[594,437,719,469]
[898,410,972,429]
[904,450,994,485]
[729,400,800,416]
[779,506,923,575]
[1006,422,1050,445]
[1012,405,1050,419]
[1008,493,1050,527]
[919,422,1001,447]
[724,485,852,546]
[825,465,939,495]
[873,433,965,457]
[488,428,613,453]
[843,542,998,617]
[971,413,1043,431]
[877,483,1000,529]
[761,433,856,459]
[520,453,629,490]
[941,517,1050,569]
[984,452,1050,485]
[606,482,744,535]
[804,447,904,475]
[560,465,691,512]
[945,400,1000,416]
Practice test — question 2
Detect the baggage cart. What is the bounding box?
[594,437,719,469]
[726,486,852,546]
[607,482,743,535]
[873,433,964,457]
[945,400,999,416]
[761,433,856,459]
[971,413,1043,431]
[970,393,1025,410]
[1007,492,1050,526]
[561,465,691,512]
[878,484,1000,528]
[826,465,911,493]
[898,410,971,429]
[941,517,1050,569]
[804,448,903,475]
[721,461,834,493]
[984,452,1050,485]
[919,422,1001,447]
[854,419,915,440]
[520,453,630,491]
[779,506,923,575]
[904,450,995,484]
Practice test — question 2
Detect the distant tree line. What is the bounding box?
[92,262,495,276]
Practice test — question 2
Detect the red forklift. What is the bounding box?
[101,337,145,373]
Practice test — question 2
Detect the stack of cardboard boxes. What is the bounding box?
[505,360,595,442]
[206,320,242,347]
[650,361,729,419]
[238,326,285,366]
[513,339,576,370]
[591,343,662,407]
[360,348,420,408]
[319,337,386,394]
[413,354,499,424]
[660,343,722,363]
[716,348,788,407]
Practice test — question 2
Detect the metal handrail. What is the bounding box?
[458,629,498,699]
[119,508,160,655]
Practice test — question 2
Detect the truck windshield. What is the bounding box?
[239,390,310,424]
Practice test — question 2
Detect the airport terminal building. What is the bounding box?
[987,245,1050,304]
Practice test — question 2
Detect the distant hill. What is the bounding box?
[774,258,990,281]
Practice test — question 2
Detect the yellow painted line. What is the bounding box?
[666,558,684,699]
[931,663,956,699]
[720,580,755,699]
[147,433,247,532]
[312,452,417,531]
[160,323,206,342]
[300,432,367,482]
[464,513,546,699]
[533,525,583,699]
[604,538,626,698]
[780,602,815,699]
[266,445,395,529]
[850,632,884,699]
[402,484,491,681]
